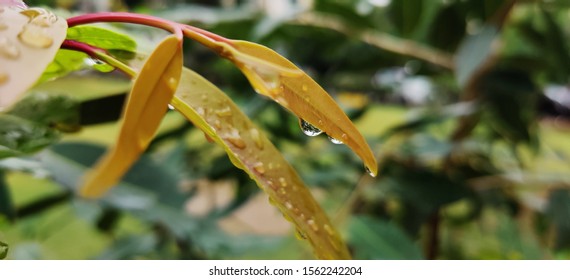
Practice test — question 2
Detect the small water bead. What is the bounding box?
[365,166,376,177]
[327,135,343,145]
[284,201,293,210]
[18,24,53,48]
[167,77,178,91]
[323,224,335,236]
[213,119,222,130]
[278,177,287,187]
[225,128,246,149]
[167,104,175,110]
[278,188,287,196]
[196,107,206,116]
[299,119,322,137]
[307,219,319,232]
[215,106,232,117]
[0,37,20,59]
[252,162,265,174]
[250,128,263,149]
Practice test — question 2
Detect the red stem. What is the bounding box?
[61,39,106,57]
[67,12,183,41]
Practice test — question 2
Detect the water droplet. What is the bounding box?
[276,96,289,107]
[365,166,376,177]
[0,37,20,59]
[307,219,319,232]
[0,71,8,85]
[253,162,265,174]
[299,119,322,136]
[341,133,348,140]
[215,106,232,117]
[328,135,343,144]
[167,77,178,91]
[18,24,53,48]
[20,8,42,19]
[284,201,293,210]
[278,177,287,187]
[323,224,335,236]
[196,107,206,116]
[302,84,308,92]
[213,119,222,130]
[225,128,246,149]
[29,14,57,27]
[250,128,263,149]
[292,207,301,215]
[294,229,307,240]
[167,104,175,110]
[279,188,287,195]
[268,163,274,170]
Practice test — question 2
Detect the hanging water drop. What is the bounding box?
[365,166,376,177]
[299,119,322,137]
[0,37,20,59]
[18,24,53,48]
[167,104,175,110]
[327,135,343,144]
[215,106,232,117]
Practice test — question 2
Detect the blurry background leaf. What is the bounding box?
[348,215,423,260]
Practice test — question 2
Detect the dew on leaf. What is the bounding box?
[278,188,287,195]
[0,37,20,59]
[215,106,232,117]
[327,135,343,145]
[167,77,178,91]
[299,119,322,137]
[252,162,265,174]
[18,24,53,48]
[365,166,376,177]
[284,201,293,210]
[307,219,319,232]
[225,128,246,149]
[323,224,335,236]
[250,128,263,149]
[167,104,175,110]
[278,177,287,187]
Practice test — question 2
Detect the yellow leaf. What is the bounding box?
[0,7,67,108]
[170,68,352,259]
[80,35,183,198]
[199,38,378,176]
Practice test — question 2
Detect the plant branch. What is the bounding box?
[292,12,455,70]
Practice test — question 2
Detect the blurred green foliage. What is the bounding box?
[1,0,569,259]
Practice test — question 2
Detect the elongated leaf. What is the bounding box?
[0,7,67,108]
[170,68,351,259]
[197,38,378,176]
[184,28,376,175]
[65,26,137,53]
[80,35,183,198]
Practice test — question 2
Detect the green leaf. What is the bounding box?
[170,67,351,259]
[455,25,498,88]
[6,92,81,132]
[66,25,137,54]
[39,49,87,83]
[80,35,183,198]
[0,114,59,159]
[348,216,423,260]
[0,7,68,108]
[0,240,8,260]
